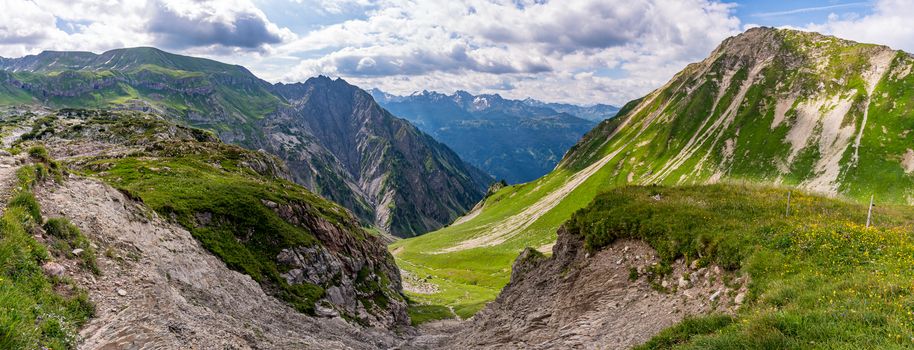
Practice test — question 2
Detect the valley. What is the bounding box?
[370,89,611,183]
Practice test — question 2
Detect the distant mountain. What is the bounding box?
[267,78,492,236]
[0,47,490,237]
[370,89,608,183]
[520,98,619,122]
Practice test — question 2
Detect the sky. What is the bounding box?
[0,0,910,106]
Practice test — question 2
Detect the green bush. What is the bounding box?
[44,218,78,240]
[8,191,41,224]
[27,145,50,163]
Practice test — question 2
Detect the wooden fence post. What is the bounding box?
[785,191,791,217]
[866,195,874,228]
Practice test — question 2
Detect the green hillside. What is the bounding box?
[393,27,914,317]
[0,48,281,137]
[578,184,914,348]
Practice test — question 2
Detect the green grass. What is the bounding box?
[571,184,914,348]
[407,304,455,326]
[0,163,95,349]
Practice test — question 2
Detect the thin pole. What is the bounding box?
[786,191,791,217]
[866,195,874,228]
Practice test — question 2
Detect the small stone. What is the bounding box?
[661,280,669,288]
[677,276,691,289]
[72,248,84,256]
[41,262,65,277]
[709,290,722,302]
[615,258,623,265]
[314,304,339,318]
[690,260,700,270]
[622,246,630,253]
[735,292,746,305]
[117,289,128,297]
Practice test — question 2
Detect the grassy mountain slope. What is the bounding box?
[582,185,914,348]
[393,27,914,315]
[449,183,914,348]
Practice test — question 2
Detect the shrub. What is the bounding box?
[8,191,41,224]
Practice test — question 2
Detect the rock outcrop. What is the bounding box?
[37,177,402,349]
[422,227,746,349]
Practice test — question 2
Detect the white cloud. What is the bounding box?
[804,0,914,53]
[276,0,742,105]
[0,0,294,57]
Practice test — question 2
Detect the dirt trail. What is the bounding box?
[0,155,21,210]
[36,177,399,349]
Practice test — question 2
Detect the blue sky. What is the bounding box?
[1,0,909,105]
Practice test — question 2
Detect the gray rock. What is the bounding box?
[677,276,691,289]
[41,262,65,276]
[709,290,722,302]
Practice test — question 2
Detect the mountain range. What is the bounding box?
[0,48,491,237]
[370,89,614,183]
[6,24,914,350]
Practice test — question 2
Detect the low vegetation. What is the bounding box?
[0,159,94,349]
[566,184,914,348]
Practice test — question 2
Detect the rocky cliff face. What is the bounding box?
[0,48,491,237]
[267,78,492,237]
[561,27,914,203]
[371,89,599,183]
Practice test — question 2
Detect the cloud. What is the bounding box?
[148,0,294,51]
[277,0,741,105]
[0,0,67,56]
[0,0,293,58]
[803,0,914,53]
